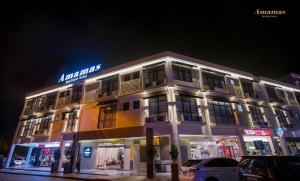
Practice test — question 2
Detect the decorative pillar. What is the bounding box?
[25,145,34,165]
[5,144,16,168]
[123,139,133,170]
[58,140,65,172]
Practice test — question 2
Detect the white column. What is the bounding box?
[6,144,16,168]
[123,139,133,170]
[58,141,65,172]
[167,87,182,166]
[25,145,34,165]
[133,143,140,171]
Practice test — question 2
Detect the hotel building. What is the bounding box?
[6,51,300,172]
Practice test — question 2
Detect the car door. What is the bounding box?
[216,158,238,181]
[196,158,238,181]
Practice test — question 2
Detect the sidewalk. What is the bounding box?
[0,168,171,181]
[0,168,115,180]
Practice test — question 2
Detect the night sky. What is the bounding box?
[0,1,298,149]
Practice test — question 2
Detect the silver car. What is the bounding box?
[180,158,238,181]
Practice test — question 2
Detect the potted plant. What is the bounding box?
[51,148,61,173]
[169,144,179,181]
[117,149,124,169]
[146,144,157,178]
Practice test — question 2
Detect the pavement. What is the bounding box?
[0,169,171,181]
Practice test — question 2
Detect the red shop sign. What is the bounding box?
[243,129,271,136]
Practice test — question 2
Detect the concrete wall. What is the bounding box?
[79,140,97,170]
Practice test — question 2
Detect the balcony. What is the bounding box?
[179,114,203,122]
[144,78,167,89]
[56,97,71,109]
[97,89,118,98]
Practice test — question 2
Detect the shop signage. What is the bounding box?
[58,64,101,84]
[203,141,216,146]
[275,128,284,137]
[83,147,92,157]
[244,129,271,136]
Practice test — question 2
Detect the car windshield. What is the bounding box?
[182,160,202,167]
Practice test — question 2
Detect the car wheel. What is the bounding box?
[205,177,219,181]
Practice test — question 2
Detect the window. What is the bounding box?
[101,76,118,96]
[98,105,117,128]
[59,90,70,98]
[71,85,83,103]
[228,78,239,86]
[208,100,235,124]
[237,104,244,112]
[133,71,140,79]
[275,109,289,129]
[35,116,52,134]
[176,95,200,121]
[286,91,295,100]
[265,85,278,100]
[133,100,140,109]
[202,72,225,90]
[146,65,166,87]
[66,111,77,132]
[123,73,131,81]
[172,65,192,82]
[45,93,57,109]
[22,120,35,136]
[295,92,300,104]
[123,102,130,111]
[249,106,266,127]
[241,81,254,98]
[24,99,34,114]
[148,95,168,121]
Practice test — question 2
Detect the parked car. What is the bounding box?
[180,158,239,181]
[238,156,300,181]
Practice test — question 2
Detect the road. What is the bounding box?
[0,173,84,181]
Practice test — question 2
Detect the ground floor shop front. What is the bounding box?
[6,129,297,172]
[6,141,73,170]
[179,135,243,162]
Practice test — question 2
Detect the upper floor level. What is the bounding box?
[21,52,300,119]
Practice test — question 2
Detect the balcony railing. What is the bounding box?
[145,115,168,123]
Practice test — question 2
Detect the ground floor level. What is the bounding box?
[6,128,299,173]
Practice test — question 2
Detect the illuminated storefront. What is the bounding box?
[242,129,275,155]
[180,135,242,161]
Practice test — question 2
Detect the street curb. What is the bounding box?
[0,170,112,181]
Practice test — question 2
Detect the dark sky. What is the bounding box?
[0,1,298,139]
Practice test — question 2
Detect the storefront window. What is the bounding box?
[243,136,273,155]
[96,140,124,169]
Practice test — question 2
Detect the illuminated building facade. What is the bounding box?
[6,52,300,172]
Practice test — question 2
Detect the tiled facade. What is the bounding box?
[7,52,300,171]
